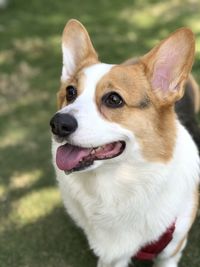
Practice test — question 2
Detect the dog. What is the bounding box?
[50,19,200,267]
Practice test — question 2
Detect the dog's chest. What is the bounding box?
[58,170,134,229]
[57,165,176,252]
[57,166,184,261]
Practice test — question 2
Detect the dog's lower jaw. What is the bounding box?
[64,160,102,175]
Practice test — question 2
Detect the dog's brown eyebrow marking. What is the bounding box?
[137,95,151,109]
[128,95,151,109]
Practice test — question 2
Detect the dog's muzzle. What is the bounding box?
[50,113,126,174]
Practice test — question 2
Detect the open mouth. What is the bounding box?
[56,141,126,173]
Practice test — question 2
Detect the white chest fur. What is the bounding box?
[52,123,199,263]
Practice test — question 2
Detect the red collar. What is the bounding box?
[133,222,176,261]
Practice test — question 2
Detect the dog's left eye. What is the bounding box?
[66,85,77,102]
[102,92,124,108]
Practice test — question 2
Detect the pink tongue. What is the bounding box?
[56,144,92,171]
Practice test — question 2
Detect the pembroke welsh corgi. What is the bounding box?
[50,20,200,267]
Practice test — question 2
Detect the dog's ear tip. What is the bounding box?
[141,27,196,105]
[61,18,98,79]
[66,19,83,27]
[175,27,194,35]
[62,19,88,44]
[63,19,85,32]
[172,27,195,45]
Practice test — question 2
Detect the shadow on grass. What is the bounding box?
[0,206,96,267]
[0,0,200,266]
[0,204,199,267]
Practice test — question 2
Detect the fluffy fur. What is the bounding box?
[51,20,200,267]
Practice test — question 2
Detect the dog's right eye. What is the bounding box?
[66,85,77,102]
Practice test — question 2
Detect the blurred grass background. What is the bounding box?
[0,0,200,266]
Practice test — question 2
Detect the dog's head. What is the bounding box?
[50,19,195,174]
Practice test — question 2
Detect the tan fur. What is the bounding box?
[123,30,196,109]
[188,74,200,113]
[172,237,187,257]
[123,62,200,114]
[188,187,199,231]
[140,28,195,106]
[172,186,199,257]
[123,60,200,114]
[95,28,195,162]
[96,64,176,162]
[122,57,139,66]
[57,71,87,109]
[96,29,195,162]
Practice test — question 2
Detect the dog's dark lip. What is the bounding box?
[53,135,65,143]
[64,159,95,174]
[57,141,126,174]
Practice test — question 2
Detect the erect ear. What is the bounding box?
[61,19,98,81]
[141,28,195,106]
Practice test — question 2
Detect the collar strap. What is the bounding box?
[133,222,176,261]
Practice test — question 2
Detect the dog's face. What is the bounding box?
[50,20,195,174]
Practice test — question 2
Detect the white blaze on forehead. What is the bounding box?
[60,63,114,114]
[83,63,114,96]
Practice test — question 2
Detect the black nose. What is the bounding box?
[50,113,78,137]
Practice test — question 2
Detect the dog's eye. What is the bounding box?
[66,85,77,102]
[102,92,124,108]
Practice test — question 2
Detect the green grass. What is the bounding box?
[0,0,200,266]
